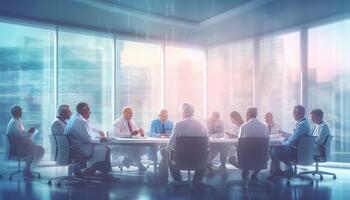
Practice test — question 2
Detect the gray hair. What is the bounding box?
[10,105,22,116]
[246,106,258,118]
[58,104,69,116]
[180,102,194,117]
[76,102,89,114]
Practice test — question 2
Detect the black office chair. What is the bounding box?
[49,134,58,161]
[166,137,215,192]
[3,135,41,180]
[299,135,336,180]
[270,136,316,186]
[227,137,270,190]
[48,134,101,186]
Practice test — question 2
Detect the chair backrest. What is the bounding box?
[55,134,71,165]
[49,134,58,161]
[296,136,316,165]
[174,137,209,170]
[2,135,11,160]
[323,135,333,161]
[237,137,269,170]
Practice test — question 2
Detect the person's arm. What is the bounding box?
[317,125,330,145]
[215,121,225,138]
[167,125,178,150]
[13,120,33,139]
[149,120,158,137]
[78,120,92,143]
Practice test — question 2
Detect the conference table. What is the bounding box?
[102,136,285,173]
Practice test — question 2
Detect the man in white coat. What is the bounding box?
[50,104,72,135]
[64,102,112,178]
[113,106,147,171]
[6,105,44,179]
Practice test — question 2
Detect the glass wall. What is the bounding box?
[164,46,205,122]
[57,31,114,134]
[207,40,254,127]
[116,40,162,130]
[256,32,301,131]
[0,22,55,149]
[308,19,350,161]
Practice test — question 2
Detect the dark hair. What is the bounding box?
[76,102,89,114]
[230,111,243,124]
[310,109,324,119]
[294,105,305,117]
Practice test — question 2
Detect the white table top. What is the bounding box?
[102,136,284,145]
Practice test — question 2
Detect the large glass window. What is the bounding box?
[116,40,162,129]
[164,46,205,122]
[257,32,301,131]
[57,31,114,133]
[207,40,254,126]
[308,19,350,160]
[0,22,55,149]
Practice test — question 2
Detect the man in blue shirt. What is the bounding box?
[268,105,311,178]
[148,109,174,164]
[149,109,174,137]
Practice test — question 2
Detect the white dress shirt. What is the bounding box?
[239,118,269,138]
[267,121,281,136]
[168,117,208,150]
[6,118,31,140]
[207,119,225,138]
[113,116,139,138]
[50,116,67,135]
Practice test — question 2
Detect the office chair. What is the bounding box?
[166,137,215,193]
[270,136,316,186]
[227,137,271,191]
[49,134,58,161]
[3,135,41,180]
[299,135,336,180]
[48,134,101,187]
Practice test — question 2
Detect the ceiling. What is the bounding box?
[0,0,350,46]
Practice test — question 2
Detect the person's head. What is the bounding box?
[76,102,90,120]
[58,104,72,120]
[180,102,194,119]
[245,106,258,121]
[209,111,220,122]
[265,112,274,125]
[10,105,22,119]
[310,109,324,125]
[158,109,168,122]
[122,106,133,121]
[293,105,305,121]
[229,111,243,125]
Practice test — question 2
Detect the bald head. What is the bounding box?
[122,106,133,120]
[158,109,168,122]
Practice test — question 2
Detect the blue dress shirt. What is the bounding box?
[283,118,311,147]
[149,119,174,137]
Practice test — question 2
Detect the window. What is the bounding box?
[164,46,205,122]
[257,32,301,131]
[116,40,162,130]
[0,22,55,148]
[207,40,254,127]
[308,19,350,159]
[57,30,114,133]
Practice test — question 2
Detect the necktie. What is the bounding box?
[268,124,272,134]
[127,120,133,133]
[162,123,166,133]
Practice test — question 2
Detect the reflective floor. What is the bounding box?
[0,162,347,200]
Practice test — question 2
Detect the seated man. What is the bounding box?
[6,105,44,179]
[64,102,112,179]
[207,111,228,170]
[310,109,331,156]
[228,107,269,180]
[113,106,147,171]
[268,105,311,178]
[149,109,173,137]
[148,109,174,162]
[51,104,72,135]
[158,102,208,183]
[264,112,281,136]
